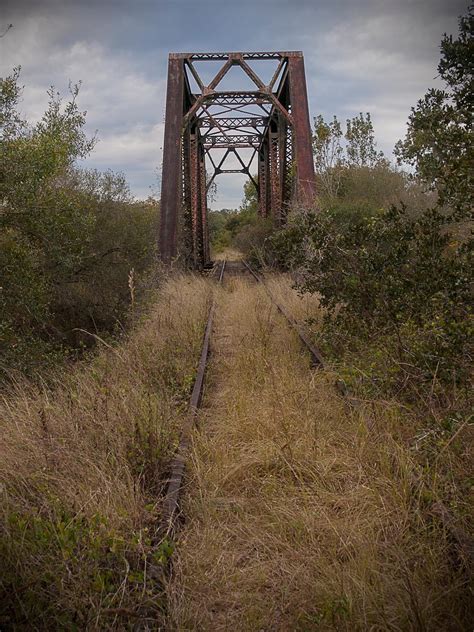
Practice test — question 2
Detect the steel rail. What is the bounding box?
[218,258,226,283]
[160,260,226,536]
[242,260,324,368]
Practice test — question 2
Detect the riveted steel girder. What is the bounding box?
[198,117,268,129]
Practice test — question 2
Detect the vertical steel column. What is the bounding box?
[189,132,202,269]
[181,128,194,265]
[159,56,185,262]
[199,145,210,266]
[265,139,272,219]
[258,145,267,218]
[269,130,281,224]
[282,122,294,217]
[288,54,316,207]
[278,115,287,222]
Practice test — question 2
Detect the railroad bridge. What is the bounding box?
[158,51,315,268]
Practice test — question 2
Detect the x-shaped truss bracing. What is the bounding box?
[159,51,316,267]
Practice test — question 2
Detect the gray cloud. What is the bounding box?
[0,0,467,204]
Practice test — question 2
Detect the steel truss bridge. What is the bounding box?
[159,51,316,268]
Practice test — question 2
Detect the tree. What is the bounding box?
[345,112,385,168]
[395,5,473,216]
[312,112,387,199]
[0,69,158,375]
[312,113,407,214]
[1,70,96,276]
[312,114,344,198]
[1,69,96,350]
[240,178,258,214]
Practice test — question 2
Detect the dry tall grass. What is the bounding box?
[167,277,472,631]
[0,275,211,629]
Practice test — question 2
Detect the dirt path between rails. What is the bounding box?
[165,274,470,631]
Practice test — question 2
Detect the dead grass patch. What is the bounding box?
[0,274,211,629]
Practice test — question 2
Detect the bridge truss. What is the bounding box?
[159,51,315,267]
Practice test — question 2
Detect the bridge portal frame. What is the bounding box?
[159,51,315,267]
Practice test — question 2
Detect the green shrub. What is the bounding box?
[270,205,473,403]
[0,70,159,379]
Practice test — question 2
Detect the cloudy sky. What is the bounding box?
[0,0,466,207]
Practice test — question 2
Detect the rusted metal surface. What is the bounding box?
[189,133,200,267]
[199,116,268,129]
[170,52,302,60]
[159,52,316,268]
[199,146,210,265]
[288,55,316,207]
[159,57,185,263]
[269,131,281,224]
[258,146,268,218]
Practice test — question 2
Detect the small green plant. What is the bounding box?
[153,537,175,566]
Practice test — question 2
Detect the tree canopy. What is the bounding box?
[395,5,473,216]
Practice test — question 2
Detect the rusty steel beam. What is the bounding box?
[203,134,261,147]
[202,91,271,104]
[185,59,205,91]
[288,54,316,207]
[278,117,287,221]
[218,168,247,174]
[189,133,200,267]
[258,144,268,218]
[170,51,303,61]
[181,128,193,264]
[282,121,294,218]
[199,145,209,265]
[198,116,268,129]
[269,130,281,224]
[159,57,185,262]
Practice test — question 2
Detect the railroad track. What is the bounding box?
[160,259,473,579]
[160,259,324,539]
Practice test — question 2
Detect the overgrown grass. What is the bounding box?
[0,275,211,629]
[168,276,472,631]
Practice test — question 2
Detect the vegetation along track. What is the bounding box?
[1,261,471,629]
[160,261,472,630]
[161,259,323,538]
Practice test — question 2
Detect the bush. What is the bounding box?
[0,70,159,379]
[270,205,473,405]
[233,216,273,262]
